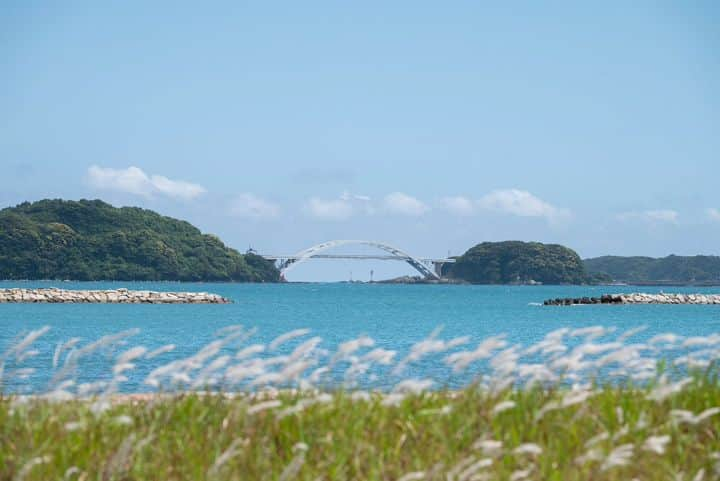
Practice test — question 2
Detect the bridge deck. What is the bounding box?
[258,240,453,280]
[261,254,455,262]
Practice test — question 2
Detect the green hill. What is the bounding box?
[584,255,720,284]
[0,199,280,282]
[443,241,590,284]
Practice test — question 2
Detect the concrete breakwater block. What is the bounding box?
[544,293,720,306]
[0,288,231,304]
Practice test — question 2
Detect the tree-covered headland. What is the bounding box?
[443,241,593,284]
[0,199,280,282]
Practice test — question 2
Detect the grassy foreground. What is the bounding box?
[2,376,719,481]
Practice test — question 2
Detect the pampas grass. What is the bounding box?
[1,325,720,479]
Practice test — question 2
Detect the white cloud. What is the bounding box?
[440,196,475,216]
[617,209,679,223]
[304,197,354,220]
[150,175,206,200]
[341,191,374,214]
[87,165,152,197]
[383,192,428,216]
[706,208,720,222]
[645,210,679,222]
[477,189,569,222]
[340,191,371,202]
[230,193,280,219]
[304,192,374,220]
[87,165,205,200]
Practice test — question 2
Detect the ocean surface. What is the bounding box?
[1,281,719,393]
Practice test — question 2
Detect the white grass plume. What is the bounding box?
[647,377,693,402]
[643,435,671,454]
[6,326,50,362]
[670,407,720,425]
[246,399,282,415]
[393,378,433,394]
[396,472,425,481]
[336,335,375,359]
[491,400,516,415]
[617,325,647,343]
[269,329,311,351]
[76,329,140,357]
[446,336,507,372]
[472,439,503,455]
[145,344,175,359]
[207,438,245,477]
[457,458,492,480]
[278,442,308,481]
[600,444,633,470]
[513,443,542,456]
[117,346,147,364]
[214,324,244,337]
[52,338,80,369]
[570,326,614,341]
[288,336,322,362]
[236,344,265,360]
[447,456,478,481]
[362,348,396,365]
[509,467,534,481]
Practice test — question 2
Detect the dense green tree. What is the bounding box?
[444,241,589,284]
[0,199,280,282]
[584,255,720,283]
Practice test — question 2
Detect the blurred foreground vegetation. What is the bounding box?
[2,375,719,480]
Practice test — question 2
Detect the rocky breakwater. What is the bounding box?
[544,293,720,306]
[0,288,231,304]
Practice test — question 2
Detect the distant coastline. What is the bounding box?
[3,200,720,286]
[4,278,720,286]
[584,255,720,286]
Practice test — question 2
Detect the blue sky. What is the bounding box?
[2,1,719,280]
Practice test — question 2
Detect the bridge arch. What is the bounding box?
[278,240,439,280]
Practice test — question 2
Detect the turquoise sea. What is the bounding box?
[1,281,719,393]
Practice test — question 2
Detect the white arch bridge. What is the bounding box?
[259,240,455,280]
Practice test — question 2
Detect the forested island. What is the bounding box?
[441,242,720,286]
[0,199,280,282]
[583,255,720,285]
[443,241,596,285]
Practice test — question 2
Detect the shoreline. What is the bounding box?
[4,278,720,286]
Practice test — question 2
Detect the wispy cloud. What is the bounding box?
[440,196,475,216]
[706,208,720,222]
[304,197,354,220]
[151,175,206,200]
[87,165,205,200]
[340,191,371,203]
[383,192,428,217]
[617,209,679,224]
[477,189,570,222]
[230,193,280,219]
[304,192,372,221]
